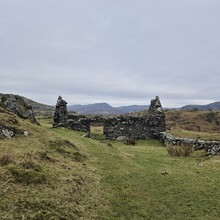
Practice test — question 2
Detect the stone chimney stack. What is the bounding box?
[147,96,166,137]
[53,96,68,127]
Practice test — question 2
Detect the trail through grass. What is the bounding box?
[52,125,220,220]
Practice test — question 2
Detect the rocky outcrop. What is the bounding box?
[159,132,220,156]
[0,116,27,139]
[0,94,39,125]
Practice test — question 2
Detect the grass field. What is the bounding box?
[0,116,220,219]
[54,125,220,220]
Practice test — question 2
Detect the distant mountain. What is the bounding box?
[68,103,150,115]
[68,103,121,115]
[181,101,220,111]
[115,105,148,114]
[2,93,219,115]
[21,96,55,114]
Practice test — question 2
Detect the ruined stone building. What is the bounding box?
[53,96,166,140]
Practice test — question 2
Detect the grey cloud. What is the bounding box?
[0,0,220,107]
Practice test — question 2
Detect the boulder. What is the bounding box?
[2,128,14,138]
[0,125,14,138]
[24,131,30,136]
[116,136,128,141]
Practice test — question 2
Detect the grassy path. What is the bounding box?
[51,126,220,220]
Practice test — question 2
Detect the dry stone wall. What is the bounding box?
[159,132,220,156]
[104,117,150,140]
[104,96,166,140]
[67,115,90,133]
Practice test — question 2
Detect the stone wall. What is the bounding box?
[53,96,90,133]
[104,116,150,140]
[104,96,166,140]
[159,132,220,156]
[67,115,90,133]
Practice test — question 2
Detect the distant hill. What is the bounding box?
[181,102,220,111]
[68,103,149,115]
[21,96,55,115]
[1,94,148,115]
[68,103,121,115]
[115,105,148,114]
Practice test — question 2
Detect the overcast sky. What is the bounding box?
[0,0,220,107]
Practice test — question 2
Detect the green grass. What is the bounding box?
[52,125,220,220]
[1,117,220,219]
[0,116,101,219]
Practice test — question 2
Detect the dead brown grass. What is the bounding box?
[166,144,193,157]
[0,148,13,166]
[166,110,220,133]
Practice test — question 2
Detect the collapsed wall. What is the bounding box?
[159,132,220,156]
[104,96,166,140]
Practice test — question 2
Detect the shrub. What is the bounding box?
[0,148,13,166]
[205,111,218,123]
[166,144,193,157]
